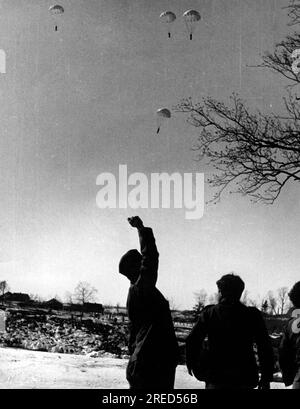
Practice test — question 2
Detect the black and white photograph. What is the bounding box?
[0,0,300,397]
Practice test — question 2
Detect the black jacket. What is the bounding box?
[126,227,179,382]
[279,308,300,386]
[186,300,274,387]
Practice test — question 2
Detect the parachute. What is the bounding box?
[159,11,176,38]
[182,9,201,40]
[49,5,64,32]
[156,108,171,134]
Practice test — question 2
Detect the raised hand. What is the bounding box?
[127,216,144,230]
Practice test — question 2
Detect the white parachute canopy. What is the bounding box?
[159,11,176,38]
[182,9,201,40]
[156,108,171,134]
[49,5,64,32]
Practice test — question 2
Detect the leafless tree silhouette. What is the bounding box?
[176,1,300,204]
[73,281,97,305]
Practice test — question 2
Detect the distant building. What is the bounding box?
[44,298,63,310]
[83,302,104,314]
[63,302,103,314]
[0,292,31,304]
[63,303,82,312]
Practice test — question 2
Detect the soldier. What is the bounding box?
[279,281,300,389]
[119,216,179,389]
[186,274,274,389]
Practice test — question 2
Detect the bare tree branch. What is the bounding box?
[175,1,300,204]
[284,1,300,26]
[175,93,300,203]
[258,34,300,84]
[277,286,289,315]
[73,281,97,305]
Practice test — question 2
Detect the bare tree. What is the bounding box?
[0,280,9,298]
[249,1,300,87]
[259,23,300,84]
[176,94,300,204]
[277,286,289,315]
[284,1,300,27]
[176,2,300,204]
[267,291,278,315]
[73,281,97,305]
[193,289,207,318]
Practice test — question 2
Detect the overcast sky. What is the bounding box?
[0,0,299,309]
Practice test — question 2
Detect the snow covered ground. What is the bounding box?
[0,347,289,389]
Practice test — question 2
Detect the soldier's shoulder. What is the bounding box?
[247,305,261,313]
[245,305,265,320]
[201,304,217,314]
[247,305,263,314]
[204,304,216,309]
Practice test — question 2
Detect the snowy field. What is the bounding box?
[0,347,289,389]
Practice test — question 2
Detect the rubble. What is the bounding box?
[0,312,129,358]
[0,310,282,372]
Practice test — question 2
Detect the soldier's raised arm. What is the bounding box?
[128,216,159,286]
